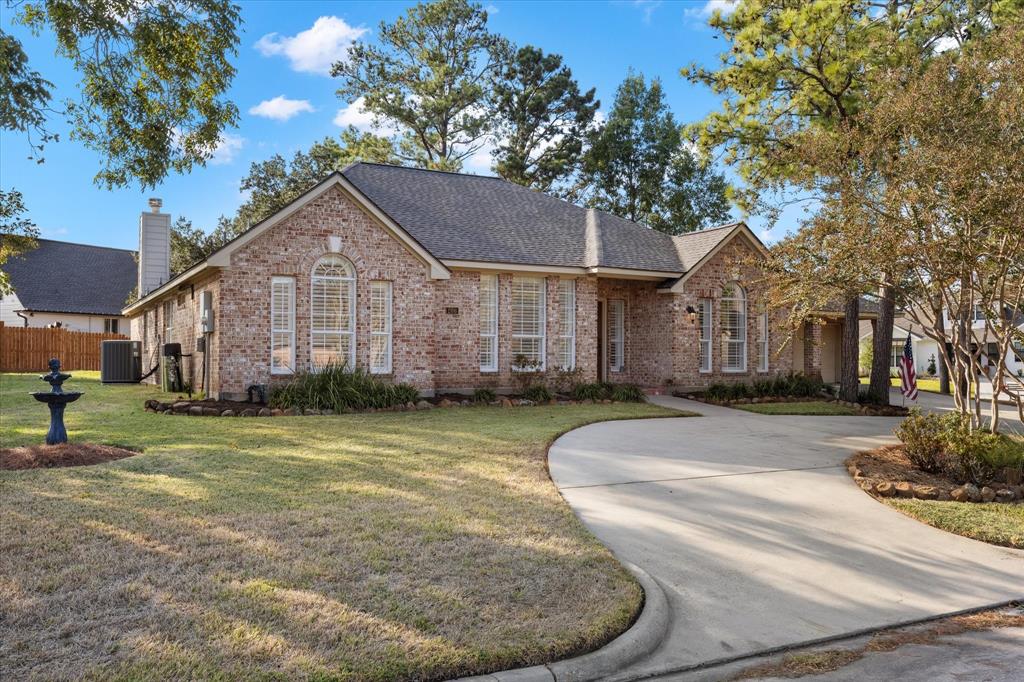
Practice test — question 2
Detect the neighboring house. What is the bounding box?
[1,239,137,333]
[123,163,873,399]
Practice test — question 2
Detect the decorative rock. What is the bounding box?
[220,409,235,417]
[950,486,969,502]
[980,486,996,503]
[937,489,952,501]
[500,398,513,407]
[913,485,939,500]
[202,407,220,416]
[438,399,453,408]
[415,400,433,410]
[257,407,272,417]
[303,408,321,416]
[172,401,190,413]
[283,408,297,416]
[962,483,981,502]
[858,480,875,493]
[271,408,284,416]
[894,482,915,498]
[995,489,1015,503]
[875,481,896,497]
[188,405,204,416]
[240,408,257,417]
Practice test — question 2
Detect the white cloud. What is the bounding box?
[684,0,739,19]
[208,133,245,165]
[255,16,368,76]
[633,1,663,22]
[932,34,960,53]
[462,139,496,175]
[333,96,376,130]
[484,4,499,15]
[249,96,315,121]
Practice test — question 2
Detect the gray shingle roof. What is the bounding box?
[342,163,691,273]
[3,239,137,315]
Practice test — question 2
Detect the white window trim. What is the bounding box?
[270,276,296,375]
[370,281,392,374]
[757,309,769,373]
[511,276,546,371]
[163,300,173,341]
[310,255,356,370]
[721,283,747,373]
[609,299,625,373]
[558,279,576,371]
[699,298,712,373]
[480,274,499,372]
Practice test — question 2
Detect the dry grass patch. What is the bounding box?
[0,372,683,680]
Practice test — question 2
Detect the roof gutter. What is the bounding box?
[121,260,212,315]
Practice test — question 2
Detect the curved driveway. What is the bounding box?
[548,396,1023,679]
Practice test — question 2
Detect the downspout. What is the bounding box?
[15,311,29,327]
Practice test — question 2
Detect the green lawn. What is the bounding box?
[860,376,951,395]
[0,372,683,680]
[733,401,861,416]
[885,499,1024,549]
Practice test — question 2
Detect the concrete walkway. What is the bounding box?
[548,397,1023,679]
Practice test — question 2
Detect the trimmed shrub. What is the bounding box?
[610,384,645,402]
[523,384,553,403]
[269,362,419,412]
[893,409,946,473]
[940,413,1001,485]
[472,387,496,404]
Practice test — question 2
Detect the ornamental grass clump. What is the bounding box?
[610,384,645,403]
[472,387,497,404]
[522,383,554,403]
[269,362,419,412]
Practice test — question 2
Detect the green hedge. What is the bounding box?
[269,362,419,412]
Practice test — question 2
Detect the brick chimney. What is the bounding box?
[138,197,170,296]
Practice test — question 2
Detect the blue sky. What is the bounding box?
[1,0,787,252]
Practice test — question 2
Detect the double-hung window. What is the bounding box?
[163,300,173,342]
[271,276,296,374]
[311,255,356,369]
[757,309,769,372]
[104,318,119,334]
[720,283,747,372]
[557,279,576,370]
[480,274,498,372]
[511,277,545,370]
[608,299,625,373]
[370,281,392,374]
[698,299,712,373]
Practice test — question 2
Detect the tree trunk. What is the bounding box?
[840,295,861,402]
[869,285,895,405]
[936,317,951,394]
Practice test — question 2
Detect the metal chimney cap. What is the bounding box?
[148,197,163,212]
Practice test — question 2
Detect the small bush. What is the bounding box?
[940,413,1001,485]
[610,384,645,402]
[472,387,496,404]
[751,379,774,397]
[704,383,730,401]
[269,362,419,412]
[522,384,553,403]
[571,382,612,401]
[894,409,946,473]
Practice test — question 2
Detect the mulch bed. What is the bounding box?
[678,393,909,416]
[0,443,139,470]
[846,445,1024,503]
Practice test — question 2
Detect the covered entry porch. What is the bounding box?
[793,307,879,384]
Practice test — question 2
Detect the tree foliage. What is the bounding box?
[584,73,731,233]
[6,0,242,189]
[0,188,40,296]
[333,0,507,170]
[490,45,598,194]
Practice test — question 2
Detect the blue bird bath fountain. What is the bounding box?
[31,358,83,445]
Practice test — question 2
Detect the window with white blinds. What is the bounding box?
[698,299,712,373]
[370,281,392,374]
[271,276,295,374]
[479,274,498,372]
[557,279,576,370]
[757,309,769,372]
[721,282,747,372]
[511,276,545,370]
[311,255,355,369]
[608,299,625,373]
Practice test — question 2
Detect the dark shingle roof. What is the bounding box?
[3,239,137,315]
[342,163,689,272]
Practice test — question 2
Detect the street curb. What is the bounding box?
[452,562,670,682]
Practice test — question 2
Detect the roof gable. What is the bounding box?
[3,239,136,316]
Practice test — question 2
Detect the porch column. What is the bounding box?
[804,321,823,379]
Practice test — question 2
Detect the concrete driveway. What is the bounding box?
[548,397,1024,679]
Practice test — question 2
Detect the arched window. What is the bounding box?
[720,282,747,372]
[311,255,356,368]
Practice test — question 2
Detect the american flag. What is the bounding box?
[898,336,918,401]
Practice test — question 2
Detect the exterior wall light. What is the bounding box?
[685,305,697,324]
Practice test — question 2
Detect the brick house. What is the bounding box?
[123,163,862,399]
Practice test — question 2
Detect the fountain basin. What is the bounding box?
[31,391,83,445]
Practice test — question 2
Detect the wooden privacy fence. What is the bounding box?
[0,323,128,372]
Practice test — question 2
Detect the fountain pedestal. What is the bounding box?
[31,358,83,445]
